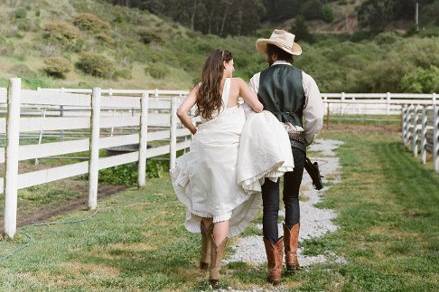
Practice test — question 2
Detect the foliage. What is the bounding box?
[76,53,115,78]
[292,16,314,43]
[73,13,111,32]
[321,4,334,23]
[43,57,72,79]
[299,0,323,20]
[98,159,168,186]
[43,20,81,42]
[401,66,439,93]
[145,63,169,79]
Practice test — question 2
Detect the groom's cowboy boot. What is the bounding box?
[283,223,300,272]
[263,237,284,285]
[209,235,228,289]
[200,218,213,270]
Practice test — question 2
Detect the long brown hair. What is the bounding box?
[196,49,233,120]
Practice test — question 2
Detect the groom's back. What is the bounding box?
[258,64,305,128]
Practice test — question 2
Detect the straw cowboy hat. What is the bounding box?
[256,29,302,56]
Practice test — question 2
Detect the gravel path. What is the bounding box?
[226,139,346,266]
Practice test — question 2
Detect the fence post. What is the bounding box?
[433,93,439,173]
[420,106,428,164]
[4,78,21,238]
[412,106,420,157]
[386,92,391,115]
[88,87,101,210]
[402,105,407,145]
[170,96,178,170]
[138,91,149,187]
[341,92,345,115]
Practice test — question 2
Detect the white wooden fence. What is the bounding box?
[37,89,438,116]
[0,78,191,238]
[1,79,438,239]
[401,103,439,173]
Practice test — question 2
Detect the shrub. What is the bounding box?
[291,16,314,43]
[98,160,168,186]
[8,64,37,78]
[73,13,110,32]
[17,19,32,31]
[44,20,80,41]
[401,66,439,93]
[145,64,169,79]
[76,53,115,78]
[137,28,162,44]
[43,57,72,78]
[322,4,334,23]
[15,8,27,19]
[113,68,132,80]
[300,0,323,20]
[96,32,114,45]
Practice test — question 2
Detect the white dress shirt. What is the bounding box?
[249,61,324,145]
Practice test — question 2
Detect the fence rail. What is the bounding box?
[0,79,191,238]
[1,80,438,239]
[402,104,439,173]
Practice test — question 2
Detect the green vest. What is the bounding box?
[258,64,306,151]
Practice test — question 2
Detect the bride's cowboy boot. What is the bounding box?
[199,218,213,270]
[263,237,284,285]
[283,223,300,272]
[209,235,228,289]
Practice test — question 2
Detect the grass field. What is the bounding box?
[0,120,438,291]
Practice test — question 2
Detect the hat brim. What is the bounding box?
[256,38,302,56]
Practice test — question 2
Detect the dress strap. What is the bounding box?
[221,78,231,108]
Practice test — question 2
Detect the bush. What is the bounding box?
[73,13,111,32]
[401,66,439,93]
[300,0,323,20]
[137,28,162,44]
[113,68,132,80]
[15,8,27,19]
[98,160,168,186]
[145,64,169,79]
[8,64,37,78]
[96,32,114,45]
[291,16,314,43]
[43,57,72,78]
[76,53,115,78]
[322,4,334,23]
[44,21,80,41]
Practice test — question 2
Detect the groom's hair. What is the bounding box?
[266,44,293,66]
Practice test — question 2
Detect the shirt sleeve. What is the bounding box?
[302,71,324,145]
[249,73,260,94]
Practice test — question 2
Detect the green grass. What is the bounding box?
[1,123,438,290]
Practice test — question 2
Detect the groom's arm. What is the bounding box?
[302,72,324,145]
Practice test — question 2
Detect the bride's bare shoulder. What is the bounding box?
[230,77,248,88]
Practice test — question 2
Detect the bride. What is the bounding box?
[171,49,293,288]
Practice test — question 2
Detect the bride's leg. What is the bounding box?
[209,220,229,288]
[212,220,229,245]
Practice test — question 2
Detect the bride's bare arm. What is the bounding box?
[237,78,263,112]
[177,84,199,135]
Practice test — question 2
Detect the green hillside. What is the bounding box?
[1,0,439,93]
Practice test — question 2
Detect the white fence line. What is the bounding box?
[0,79,191,238]
[32,88,438,115]
[1,81,438,238]
[401,102,439,173]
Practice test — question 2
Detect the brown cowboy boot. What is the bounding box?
[263,237,284,285]
[199,218,213,270]
[209,235,228,289]
[283,223,300,272]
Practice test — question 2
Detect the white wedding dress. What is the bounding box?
[170,78,294,237]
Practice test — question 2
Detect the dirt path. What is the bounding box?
[0,184,127,234]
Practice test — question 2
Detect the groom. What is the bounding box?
[249,29,324,285]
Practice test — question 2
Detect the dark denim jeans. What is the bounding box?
[261,147,305,243]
